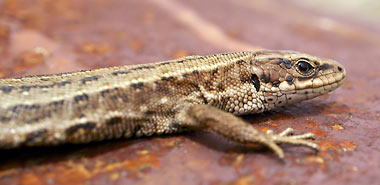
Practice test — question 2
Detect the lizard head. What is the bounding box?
[249,50,346,112]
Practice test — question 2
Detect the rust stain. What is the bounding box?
[305,156,325,164]
[109,172,120,181]
[331,124,345,131]
[258,127,270,132]
[0,25,9,54]
[128,39,145,53]
[0,69,5,78]
[290,118,320,130]
[250,167,264,185]
[232,154,245,170]
[338,141,356,152]
[14,50,46,71]
[77,42,115,56]
[171,50,190,58]
[2,0,83,30]
[37,154,160,184]
[263,120,282,127]
[310,129,328,137]
[304,156,328,170]
[229,175,256,185]
[19,173,42,185]
[318,139,341,152]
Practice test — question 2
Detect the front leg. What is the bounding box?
[176,104,318,159]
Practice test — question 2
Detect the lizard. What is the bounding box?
[0,50,346,159]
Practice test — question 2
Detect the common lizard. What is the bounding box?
[0,50,346,158]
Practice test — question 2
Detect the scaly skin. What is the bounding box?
[0,50,346,158]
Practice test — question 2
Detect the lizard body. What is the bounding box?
[0,50,346,158]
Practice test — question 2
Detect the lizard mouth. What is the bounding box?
[262,69,346,110]
[310,70,345,92]
[291,70,346,100]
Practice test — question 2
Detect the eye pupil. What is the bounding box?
[296,60,313,74]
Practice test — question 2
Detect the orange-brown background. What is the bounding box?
[0,0,379,184]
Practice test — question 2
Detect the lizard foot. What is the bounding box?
[256,128,319,159]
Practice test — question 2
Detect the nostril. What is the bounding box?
[337,66,343,72]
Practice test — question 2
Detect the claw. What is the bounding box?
[279,127,294,136]
[273,137,319,151]
[260,128,319,158]
[287,133,316,140]
[266,141,284,159]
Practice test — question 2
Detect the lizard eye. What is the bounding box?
[296,59,314,75]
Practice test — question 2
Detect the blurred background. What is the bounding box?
[0,0,379,185]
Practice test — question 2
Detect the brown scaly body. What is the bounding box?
[0,50,345,158]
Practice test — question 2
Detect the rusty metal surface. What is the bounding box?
[0,0,379,184]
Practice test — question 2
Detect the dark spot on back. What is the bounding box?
[286,76,294,85]
[130,66,154,71]
[212,69,218,75]
[278,59,292,69]
[130,82,144,89]
[1,116,11,122]
[236,60,244,64]
[74,93,89,102]
[0,86,14,93]
[20,85,32,91]
[56,81,71,87]
[6,81,72,92]
[192,70,199,75]
[11,104,41,115]
[26,117,41,124]
[100,89,110,97]
[81,75,100,84]
[161,76,175,81]
[51,100,65,106]
[159,62,170,65]
[182,74,188,78]
[106,117,122,126]
[112,70,129,76]
[66,122,96,135]
[261,74,270,83]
